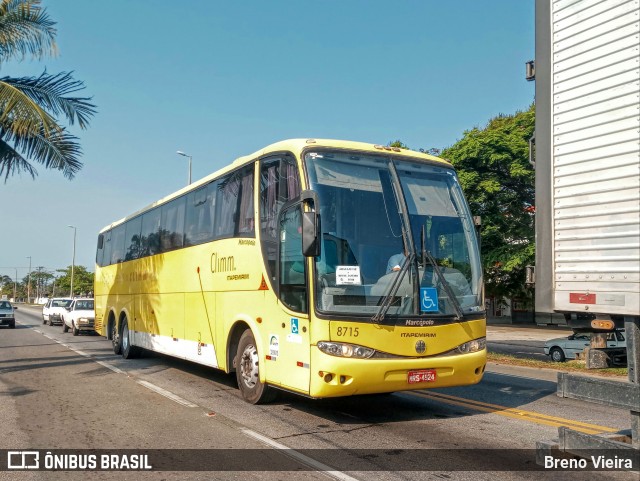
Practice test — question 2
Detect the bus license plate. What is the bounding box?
[408,369,436,384]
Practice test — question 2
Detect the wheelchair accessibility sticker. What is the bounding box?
[420,287,439,313]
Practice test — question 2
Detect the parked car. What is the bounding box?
[62,298,95,336]
[43,298,73,326]
[0,300,17,328]
[544,330,626,362]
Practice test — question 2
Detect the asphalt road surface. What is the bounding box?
[0,306,634,481]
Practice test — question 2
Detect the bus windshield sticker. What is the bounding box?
[336,266,361,285]
[269,335,279,358]
[420,287,439,313]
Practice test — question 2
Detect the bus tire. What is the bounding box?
[121,317,140,359]
[111,318,122,355]
[235,330,276,404]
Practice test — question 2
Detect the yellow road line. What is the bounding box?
[407,390,618,435]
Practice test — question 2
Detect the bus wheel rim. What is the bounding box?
[123,327,129,350]
[240,344,259,389]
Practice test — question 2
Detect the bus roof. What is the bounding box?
[98,138,451,233]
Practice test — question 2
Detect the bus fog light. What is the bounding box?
[317,341,375,359]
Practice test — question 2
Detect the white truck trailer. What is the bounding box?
[532,0,639,462]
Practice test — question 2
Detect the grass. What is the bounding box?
[487,352,628,378]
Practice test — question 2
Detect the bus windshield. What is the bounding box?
[305,150,483,320]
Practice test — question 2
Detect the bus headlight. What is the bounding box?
[454,337,486,354]
[317,341,375,359]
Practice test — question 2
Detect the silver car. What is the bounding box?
[0,300,17,328]
[544,330,626,362]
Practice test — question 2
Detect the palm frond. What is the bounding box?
[0,119,82,180]
[0,78,59,137]
[0,0,57,63]
[0,136,36,180]
[1,72,96,128]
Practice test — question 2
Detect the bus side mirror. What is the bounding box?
[302,211,321,257]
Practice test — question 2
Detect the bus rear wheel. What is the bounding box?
[121,317,141,359]
[111,319,122,355]
[235,330,276,404]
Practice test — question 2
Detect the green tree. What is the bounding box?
[441,105,535,299]
[0,0,96,181]
[55,265,93,296]
[0,273,13,295]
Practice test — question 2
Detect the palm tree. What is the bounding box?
[0,0,96,181]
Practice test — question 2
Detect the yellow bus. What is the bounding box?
[94,139,486,403]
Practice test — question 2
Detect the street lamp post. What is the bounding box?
[176,150,192,185]
[68,225,76,298]
[13,267,17,301]
[26,256,31,303]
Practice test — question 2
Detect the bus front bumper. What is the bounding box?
[309,347,486,398]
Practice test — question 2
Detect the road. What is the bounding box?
[0,306,634,480]
[486,324,573,361]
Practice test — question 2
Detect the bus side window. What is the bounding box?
[215,174,239,238]
[160,197,186,252]
[100,230,112,266]
[124,216,142,261]
[96,233,105,266]
[140,208,161,256]
[279,204,307,312]
[237,166,254,236]
[185,183,216,246]
[110,224,126,264]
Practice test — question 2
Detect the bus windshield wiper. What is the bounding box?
[371,251,415,323]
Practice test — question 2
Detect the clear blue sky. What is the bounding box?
[0,0,534,282]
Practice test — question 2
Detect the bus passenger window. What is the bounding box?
[215,174,240,239]
[100,230,112,266]
[140,208,161,256]
[185,183,216,246]
[124,216,142,261]
[237,167,255,236]
[160,197,186,252]
[110,224,126,264]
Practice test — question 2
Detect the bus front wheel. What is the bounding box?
[235,330,276,404]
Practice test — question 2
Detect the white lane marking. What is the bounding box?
[24,320,199,408]
[95,361,124,374]
[241,429,360,481]
[137,380,198,408]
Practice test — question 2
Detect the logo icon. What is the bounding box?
[415,340,427,354]
[290,318,299,334]
[8,451,39,470]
